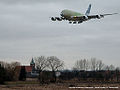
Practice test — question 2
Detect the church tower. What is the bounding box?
[30,58,35,71]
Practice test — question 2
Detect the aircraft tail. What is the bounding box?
[85,4,91,16]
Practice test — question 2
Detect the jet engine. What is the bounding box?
[96,15,104,19]
[61,17,66,20]
[73,21,77,24]
[51,17,56,21]
[83,15,88,20]
[56,17,62,21]
[78,21,83,24]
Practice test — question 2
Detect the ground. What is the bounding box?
[0,81,120,90]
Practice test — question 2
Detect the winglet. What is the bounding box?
[85,4,92,16]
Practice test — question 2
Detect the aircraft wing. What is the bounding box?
[88,13,118,19]
[102,13,118,16]
[70,13,118,21]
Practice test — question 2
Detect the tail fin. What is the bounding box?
[85,4,91,16]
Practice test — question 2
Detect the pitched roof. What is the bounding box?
[16,66,32,72]
[25,66,32,72]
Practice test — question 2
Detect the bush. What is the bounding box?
[0,64,6,84]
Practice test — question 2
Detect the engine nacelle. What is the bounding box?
[51,17,63,21]
[83,15,88,20]
[96,15,104,19]
[51,17,56,21]
[61,17,66,20]
[56,17,62,21]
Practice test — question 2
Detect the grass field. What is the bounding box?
[0,81,120,90]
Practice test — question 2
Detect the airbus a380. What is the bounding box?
[51,4,118,24]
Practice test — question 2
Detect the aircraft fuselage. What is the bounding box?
[61,10,84,21]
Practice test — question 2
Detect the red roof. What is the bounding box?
[25,66,32,72]
[16,66,32,72]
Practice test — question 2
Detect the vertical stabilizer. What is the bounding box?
[85,4,91,16]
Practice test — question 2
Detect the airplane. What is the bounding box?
[50,4,118,24]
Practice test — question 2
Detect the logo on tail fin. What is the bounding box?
[85,4,91,16]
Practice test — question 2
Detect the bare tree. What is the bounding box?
[0,61,9,69]
[83,59,89,71]
[115,67,120,82]
[90,58,99,71]
[10,62,21,81]
[74,60,83,71]
[0,61,21,81]
[116,67,120,71]
[35,56,48,83]
[35,56,48,72]
[103,65,110,70]
[109,64,115,71]
[97,60,105,71]
[73,59,89,71]
[47,56,64,82]
[103,64,115,71]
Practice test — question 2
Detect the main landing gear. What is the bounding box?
[69,21,83,24]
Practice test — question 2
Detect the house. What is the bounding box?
[16,58,39,81]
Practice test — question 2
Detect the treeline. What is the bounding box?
[62,58,120,83]
[0,61,20,84]
[60,69,120,83]
[0,56,64,84]
[35,56,120,83]
[0,56,120,84]
[73,58,118,71]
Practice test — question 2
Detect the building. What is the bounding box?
[16,58,39,81]
[26,58,39,78]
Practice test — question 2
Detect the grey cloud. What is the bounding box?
[0,0,120,68]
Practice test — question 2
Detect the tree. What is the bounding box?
[35,56,47,72]
[109,64,115,71]
[0,61,21,81]
[8,62,21,81]
[103,65,115,71]
[35,56,48,83]
[90,58,99,71]
[97,60,105,71]
[47,56,64,82]
[74,60,83,71]
[19,66,26,81]
[73,59,89,71]
[82,59,89,71]
[0,61,8,68]
[115,67,120,82]
[0,64,6,84]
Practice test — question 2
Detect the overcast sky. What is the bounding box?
[0,0,120,69]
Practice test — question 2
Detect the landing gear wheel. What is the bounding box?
[73,22,77,24]
[69,21,72,24]
[78,21,83,24]
[51,17,56,21]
